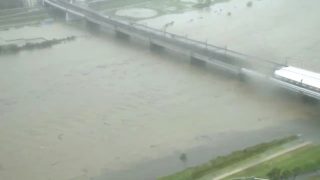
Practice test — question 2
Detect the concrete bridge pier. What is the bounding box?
[301,94,319,104]
[115,30,130,39]
[190,56,206,67]
[42,0,51,8]
[149,41,164,51]
[66,12,80,21]
[65,0,81,22]
[237,68,247,81]
[86,20,101,32]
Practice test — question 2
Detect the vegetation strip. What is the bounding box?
[215,142,311,180]
[0,36,76,54]
[159,136,298,180]
[226,144,320,180]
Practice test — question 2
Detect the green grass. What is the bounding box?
[310,175,320,180]
[226,145,320,179]
[159,136,298,180]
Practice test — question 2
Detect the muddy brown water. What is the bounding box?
[0,0,320,179]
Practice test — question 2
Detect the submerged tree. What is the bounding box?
[179,153,188,166]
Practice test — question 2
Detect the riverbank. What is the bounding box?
[159,136,302,180]
[158,134,320,180]
[226,144,320,180]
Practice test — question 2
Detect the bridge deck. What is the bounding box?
[44,0,320,101]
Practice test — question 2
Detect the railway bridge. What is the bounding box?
[43,0,320,101]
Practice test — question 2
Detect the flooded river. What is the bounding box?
[0,0,320,180]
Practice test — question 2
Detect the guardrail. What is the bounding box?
[44,0,320,100]
[45,0,284,68]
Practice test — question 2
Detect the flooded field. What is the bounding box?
[0,0,320,180]
[115,8,158,19]
[137,0,320,71]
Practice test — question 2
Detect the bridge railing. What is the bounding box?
[49,0,284,67]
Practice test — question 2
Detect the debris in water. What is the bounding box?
[57,133,64,141]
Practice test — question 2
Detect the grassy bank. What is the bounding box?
[226,144,320,179]
[159,136,298,180]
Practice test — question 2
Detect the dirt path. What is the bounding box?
[212,141,312,180]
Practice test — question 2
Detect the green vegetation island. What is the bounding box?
[0,36,76,55]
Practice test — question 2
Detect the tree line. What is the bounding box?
[0,36,76,54]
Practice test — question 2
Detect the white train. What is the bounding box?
[274,66,320,92]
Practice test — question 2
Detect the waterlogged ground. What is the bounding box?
[0,0,320,180]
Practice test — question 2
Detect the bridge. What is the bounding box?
[43,0,320,101]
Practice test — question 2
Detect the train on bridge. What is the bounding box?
[43,0,320,101]
[274,66,320,94]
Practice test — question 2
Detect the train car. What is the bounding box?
[274,66,320,92]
